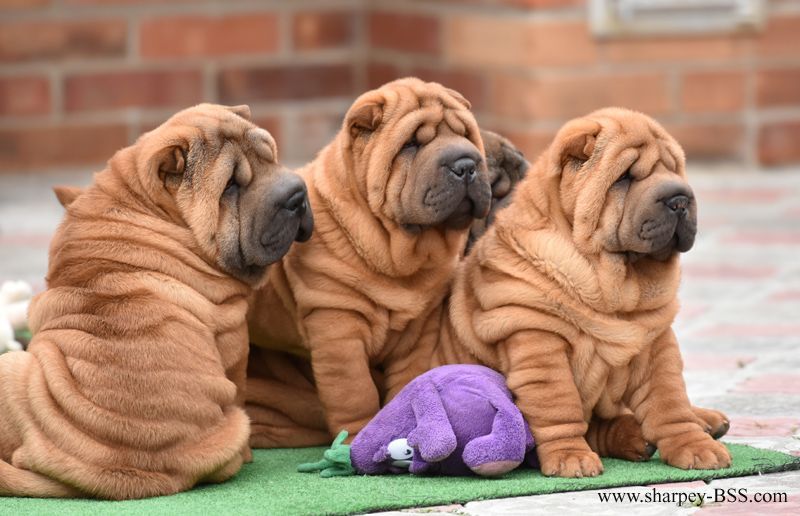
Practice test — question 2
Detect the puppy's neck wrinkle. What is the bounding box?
[311,143,465,279]
[496,171,680,316]
[50,176,243,306]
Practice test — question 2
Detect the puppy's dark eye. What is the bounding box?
[615,170,633,184]
[224,175,238,194]
[402,136,419,151]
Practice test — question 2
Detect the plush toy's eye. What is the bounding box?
[387,438,413,465]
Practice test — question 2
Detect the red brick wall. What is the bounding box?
[2,0,799,174]
[366,0,800,168]
[0,0,363,172]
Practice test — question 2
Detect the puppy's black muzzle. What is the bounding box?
[279,185,314,243]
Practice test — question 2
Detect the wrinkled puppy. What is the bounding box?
[466,129,529,252]
[247,78,492,446]
[0,104,312,499]
[447,108,731,477]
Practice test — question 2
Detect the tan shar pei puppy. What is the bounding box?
[246,78,493,446]
[0,104,313,499]
[441,108,731,477]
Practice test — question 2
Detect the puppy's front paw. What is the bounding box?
[539,448,603,478]
[692,406,730,439]
[659,433,732,470]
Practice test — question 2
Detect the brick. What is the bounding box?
[286,110,346,162]
[436,0,582,6]
[681,264,776,280]
[0,19,126,62]
[408,68,488,111]
[66,0,192,4]
[728,417,800,437]
[366,62,404,89]
[369,11,440,55]
[697,187,788,203]
[0,0,50,9]
[722,231,800,245]
[735,374,800,395]
[140,14,278,59]
[757,68,800,108]
[497,0,583,6]
[491,73,671,120]
[758,120,800,166]
[681,70,746,114]
[769,290,800,302]
[65,70,203,112]
[446,17,597,67]
[603,35,749,63]
[681,353,755,370]
[218,64,354,103]
[0,123,128,172]
[663,122,745,161]
[0,76,50,116]
[757,15,800,58]
[293,10,355,51]
[697,324,800,338]
[489,128,555,162]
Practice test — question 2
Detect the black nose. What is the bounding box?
[283,189,307,215]
[665,195,689,212]
[449,157,477,182]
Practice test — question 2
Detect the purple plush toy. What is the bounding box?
[300,365,536,477]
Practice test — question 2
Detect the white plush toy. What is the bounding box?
[0,280,33,353]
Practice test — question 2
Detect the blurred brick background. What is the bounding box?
[1,0,799,174]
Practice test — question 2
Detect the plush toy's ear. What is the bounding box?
[156,145,188,193]
[53,185,83,208]
[556,119,600,169]
[225,104,251,120]
[372,444,390,464]
[346,102,383,138]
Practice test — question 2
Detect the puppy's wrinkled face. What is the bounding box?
[467,130,529,251]
[556,108,696,261]
[139,103,313,285]
[345,78,492,233]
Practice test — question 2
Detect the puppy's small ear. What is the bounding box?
[445,88,471,110]
[226,104,251,120]
[501,142,529,182]
[346,102,383,138]
[157,145,187,193]
[53,185,83,208]
[557,120,601,168]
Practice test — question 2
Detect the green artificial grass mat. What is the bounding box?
[1,443,797,516]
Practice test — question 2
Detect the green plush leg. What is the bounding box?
[297,431,355,477]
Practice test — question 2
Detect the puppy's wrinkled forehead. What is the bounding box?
[167,104,277,163]
[588,108,684,178]
[383,80,476,145]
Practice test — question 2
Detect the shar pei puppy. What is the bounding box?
[466,129,529,252]
[246,78,492,447]
[0,104,312,499]
[443,108,731,477]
